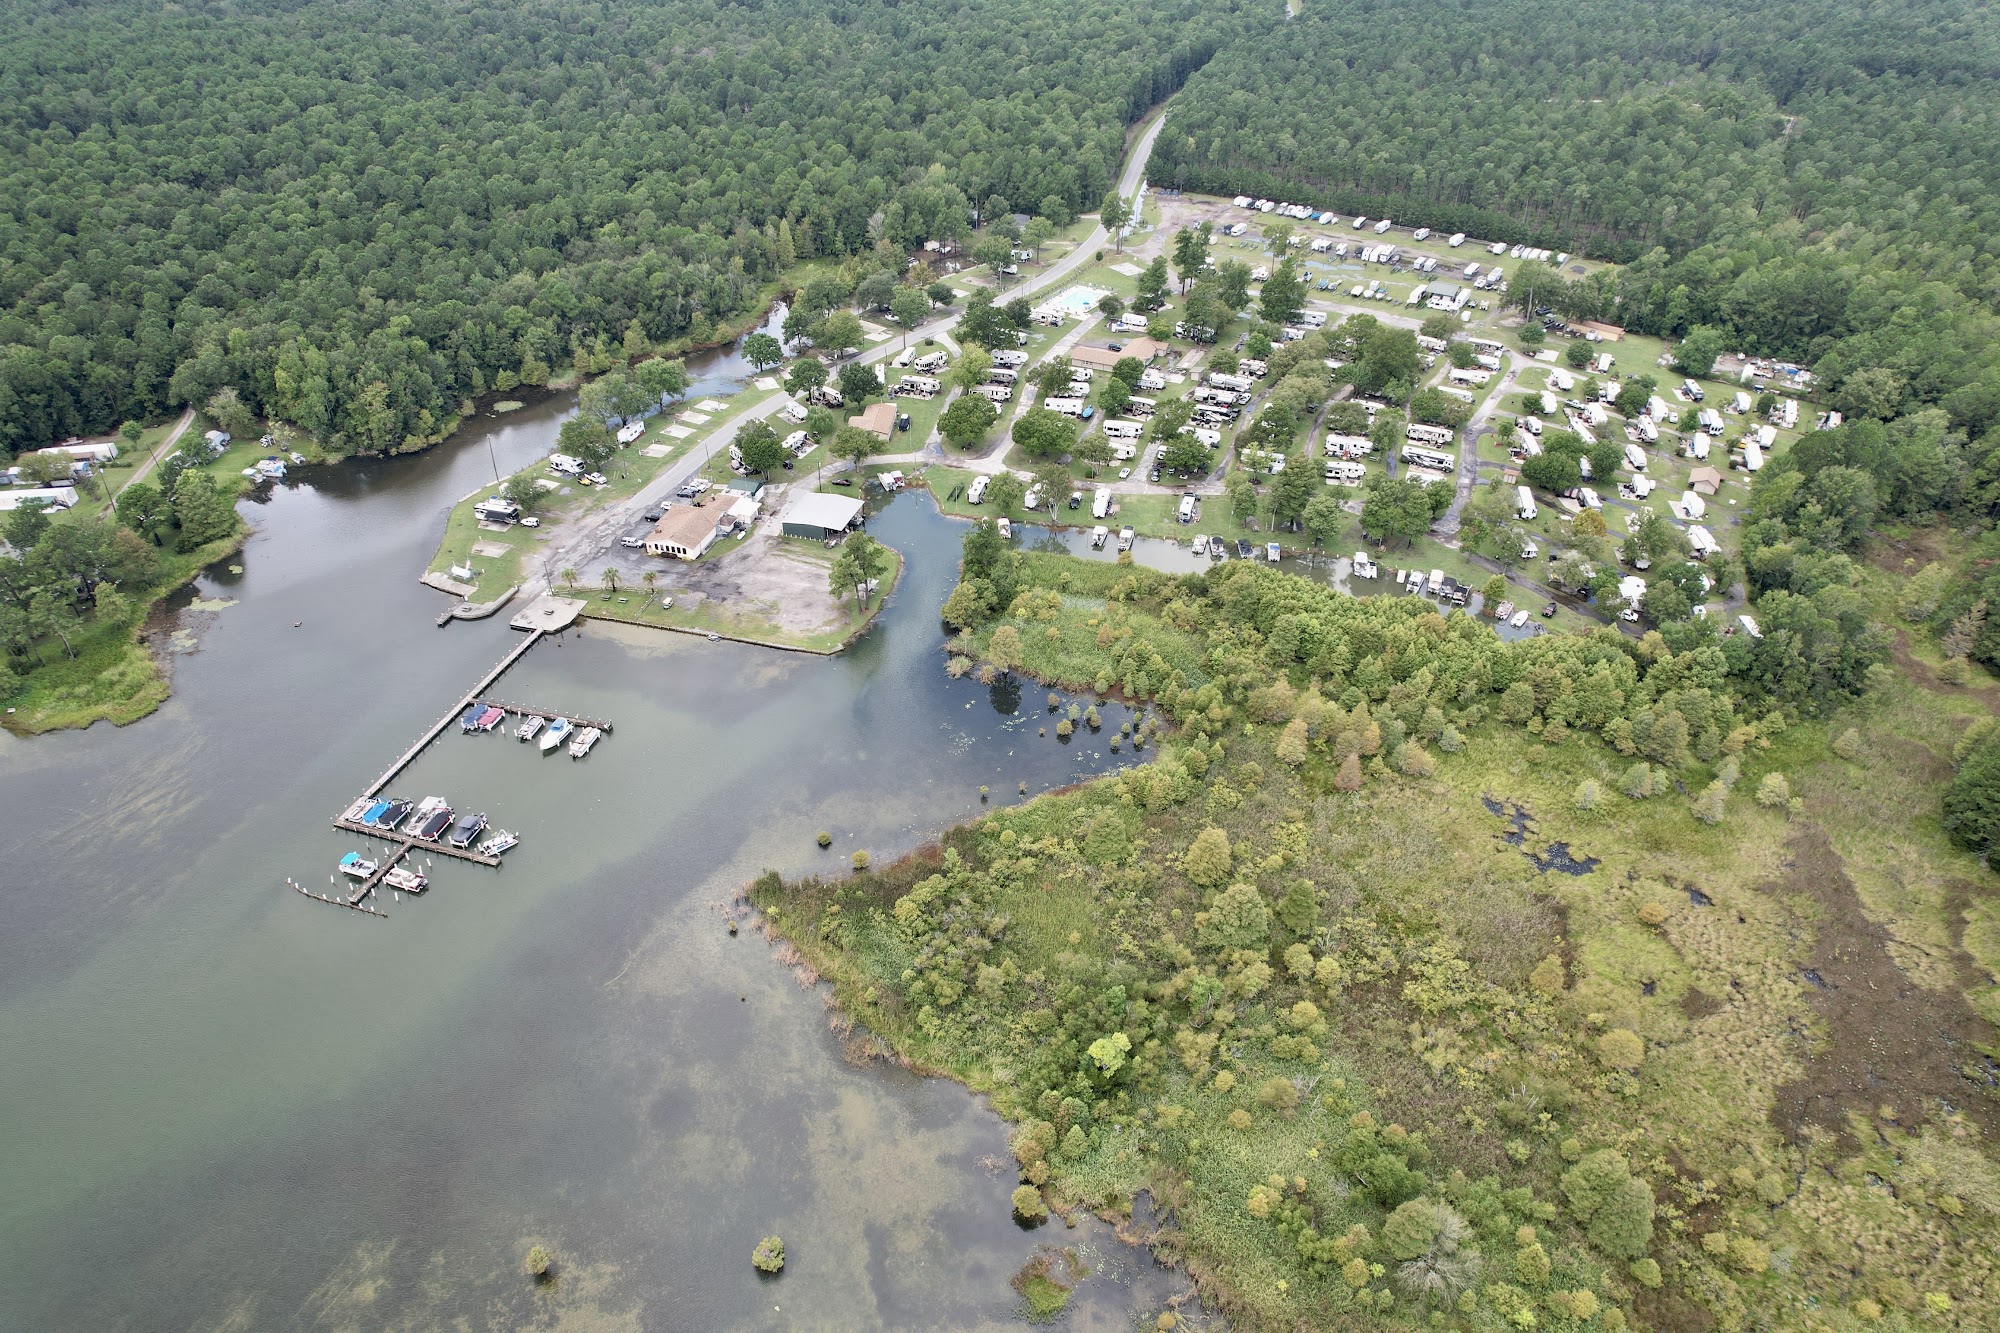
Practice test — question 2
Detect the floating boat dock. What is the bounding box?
[288,876,388,918]
[300,592,597,919]
[482,700,613,733]
[330,820,503,868]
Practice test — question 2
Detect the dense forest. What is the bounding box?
[0,0,1261,457]
[1154,0,2000,426]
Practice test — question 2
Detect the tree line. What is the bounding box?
[0,0,1266,458]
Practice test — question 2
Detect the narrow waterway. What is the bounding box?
[0,370,1178,1330]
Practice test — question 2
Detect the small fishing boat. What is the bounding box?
[1117,526,1134,552]
[416,806,455,841]
[339,851,377,880]
[477,830,519,856]
[1494,600,1514,621]
[539,717,573,753]
[1192,534,1207,556]
[568,726,602,759]
[382,866,427,893]
[516,714,545,742]
[458,704,485,732]
[473,704,505,732]
[996,517,1013,539]
[377,798,413,829]
[359,798,393,826]
[403,796,447,831]
[1510,609,1532,628]
[1090,525,1109,549]
[446,811,487,849]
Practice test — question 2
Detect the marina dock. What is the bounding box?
[360,628,548,799]
[301,594,600,918]
[484,700,613,732]
[289,877,388,918]
[332,819,503,868]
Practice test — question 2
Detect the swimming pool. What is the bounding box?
[1050,285,1109,317]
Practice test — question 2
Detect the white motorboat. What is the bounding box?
[516,714,545,741]
[569,726,602,759]
[478,830,519,856]
[539,717,572,753]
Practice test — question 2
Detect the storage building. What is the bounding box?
[780,492,865,541]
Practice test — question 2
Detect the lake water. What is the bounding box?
[0,374,1181,1330]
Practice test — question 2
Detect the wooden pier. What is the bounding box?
[289,877,388,918]
[332,818,503,868]
[485,699,614,732]
[359,629,548,799]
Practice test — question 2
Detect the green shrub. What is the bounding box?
[752,1235,785,1273]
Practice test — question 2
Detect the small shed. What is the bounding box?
[781,492,864,540]
[1688,466,1723,496]
[849,401,897,440]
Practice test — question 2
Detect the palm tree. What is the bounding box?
[601,566,620,594]
[642,570,658,596]
[560,567,578,591]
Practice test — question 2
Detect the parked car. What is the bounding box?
[619,535,643,548]
[1542,602,1557,618]
[520,516,541,528]
[643,509,662,522]
[586,471,609,486]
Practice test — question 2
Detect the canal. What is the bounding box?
[0,377,1176,1330]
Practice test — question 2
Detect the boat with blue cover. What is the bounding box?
[359,798,393,826]
[538,717,572,754]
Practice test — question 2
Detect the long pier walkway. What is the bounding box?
[360,630,545,799]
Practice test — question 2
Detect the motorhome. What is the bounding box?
[991,349,1028,368]
[1208,372,1254,393]
[1126,396,1157,418]
[892,375,939,399]
[1448,233,1466,247]
[1516,485,1538,520]
[912,351,950,374]
[1138,368,1167,391]
[1522,415,1543,436]
[1405,422,1455,447]
[1412,227,1431,241]
[973,384,1012,404]
[1402,444,1456,473]
[1624,442,1648,471]
[1325,459,1366,485]
[1092,487,1112,519]
[1177,495,1198,524]
[1045,396,1087,417]
[1103,420,1142,442]
[967,475,990,504]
